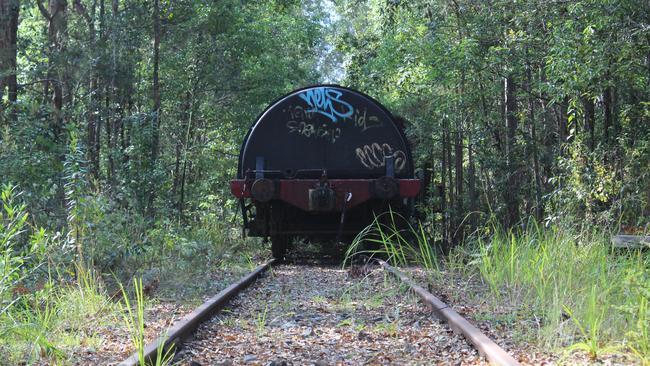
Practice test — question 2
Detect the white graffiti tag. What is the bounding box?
[298,87,354,122]
[355,143,406,172]
[286,121,342,144]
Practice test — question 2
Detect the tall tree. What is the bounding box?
[37,0,68,137]
[147,0,161,217]
[504,75,520,229]
[0,0,19,124]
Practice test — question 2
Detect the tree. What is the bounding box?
[37,0,68,138]
[0,0,19,124]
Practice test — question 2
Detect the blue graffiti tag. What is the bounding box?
[298,87,354,122]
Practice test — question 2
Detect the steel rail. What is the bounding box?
[118,259,276,366]
[377,259,521,366]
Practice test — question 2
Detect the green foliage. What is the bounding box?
[334,0,650,234]
[2,0,649,362]
[0,265,119,364]
[63,131,89,267]
[0,185,46,313]
[255,304,269,337]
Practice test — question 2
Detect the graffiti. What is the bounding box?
[355,143,406,172]
[298,87,354,122]
[286,121,342,144]
[287,99,383,132]
[353,108,383,132]
[285,105,315,121]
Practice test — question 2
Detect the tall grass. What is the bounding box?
[344,209,440,272]
[1,266,118,364]
[469,222,649,362]
[118,278,174,366]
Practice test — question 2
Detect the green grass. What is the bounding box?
[465,222,649,363]
[344,209,440,272]
[119,277,174,366]
[254,304,269,337]
[0,267,119,364]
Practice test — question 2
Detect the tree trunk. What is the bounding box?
[504,76,520,229]
[454,129,463,242]
[468,134,477,231]
[557,98,568,145]
[172,139,181,208]
[74,0,100,178]
[446,127,454,217]
[0,0,19,125]
[38,0,68,139]
[173,91,191,215]
[440,127,448,249]
[603,86,612,143]
[526,55,543,221]
[148,0,161,217]
[106,90,115,184]
[583,96,595,151]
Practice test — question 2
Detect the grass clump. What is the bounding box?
[1,268,119,364]
[0,185,119,364]
[467,222,649,362]
[118,278,174,366]
[344,209,440,272]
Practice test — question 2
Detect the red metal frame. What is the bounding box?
[231,179,421,212]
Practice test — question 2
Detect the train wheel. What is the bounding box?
[271,235,289,259]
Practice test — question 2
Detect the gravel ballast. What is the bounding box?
[174,265,488,365]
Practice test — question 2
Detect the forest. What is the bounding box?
[0,0,649,364]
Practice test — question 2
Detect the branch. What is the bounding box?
[36,0,51,20]
[73,0,92,25]
[17,79,58,88]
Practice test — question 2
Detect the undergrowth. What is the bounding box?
[0,267,118,364]
[0,183,264,364]
[119,278,174,366]
[466,222,649,363]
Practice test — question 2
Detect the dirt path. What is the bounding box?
[174,265,487,365]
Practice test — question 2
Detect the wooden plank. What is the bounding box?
[612,235,650,249]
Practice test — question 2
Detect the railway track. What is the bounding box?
[118,259,520,366]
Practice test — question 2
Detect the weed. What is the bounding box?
[628,296,649,365]
[118,278,174,366]
[335,291,356,312]
[10,295,64,362]
[243,253,255,271]
[365,293,384,309]
[218,315,237,328]
[255,305,268,337]
[374,321,399,338]
[354,322,366,332]
[563,285,618,359]
[0,263,121,364]
[337,318,353,327]
[311,295,326,304]
[344,209,440,274]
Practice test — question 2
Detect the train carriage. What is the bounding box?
[230,85,421,258]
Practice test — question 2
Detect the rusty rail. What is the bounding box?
[118,259,276,366]
[377,259,520,366]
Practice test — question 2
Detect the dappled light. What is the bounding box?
[0,0,648,364]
